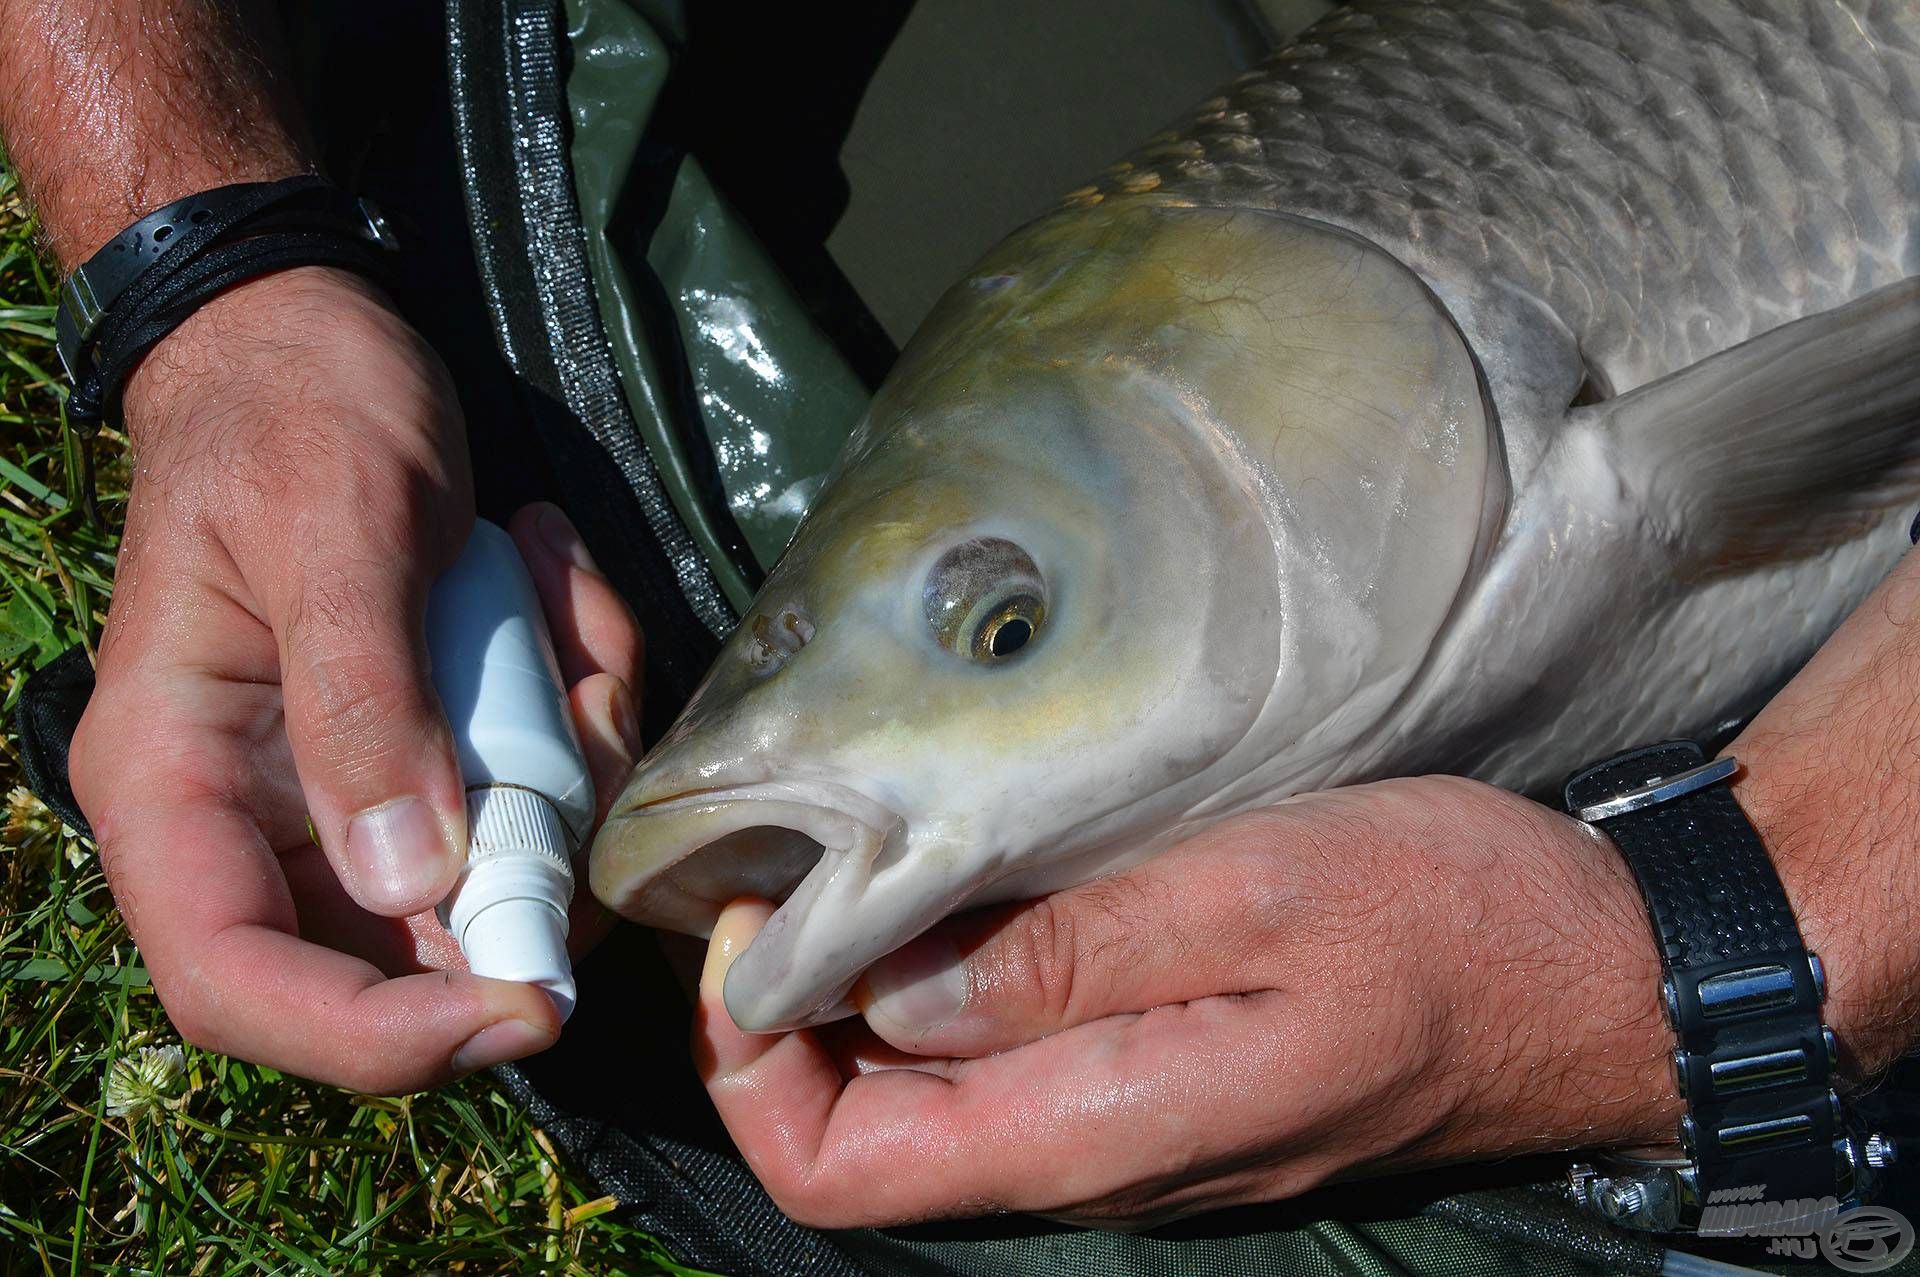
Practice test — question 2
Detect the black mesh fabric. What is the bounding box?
[444,0,732,727]
[14,644,93,837]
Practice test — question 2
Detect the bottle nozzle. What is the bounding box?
[440,786,577,1024]
[456,894,576,1022]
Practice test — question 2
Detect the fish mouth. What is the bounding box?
[592,776,904,933]
[589,774,917,1030]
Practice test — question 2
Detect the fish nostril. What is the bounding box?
[743,602,815,676]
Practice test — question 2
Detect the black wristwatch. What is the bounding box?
[1561,741,1895,1232]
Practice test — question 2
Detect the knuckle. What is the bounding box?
[280,565,432,771]
[68,696,157,851]
[287,644,423,772]
[1004,897,1082,1021]
[284,567,384,649]
[66,708,111,820]
[1212,849,1296,944]
[305,465,426,559]
[771,1170,919,1230]
[756,1164,837,1226]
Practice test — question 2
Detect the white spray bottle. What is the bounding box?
[427,519,592,1022]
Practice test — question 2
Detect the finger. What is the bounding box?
[80,571,456,975]
[696,899,1331,1227]
[509,502,644,691]
[563,672,642,955]
[90,561,317,847]
[815,1017,962,1080]
[570,673,643,826]
[855,820,1290,1056]
[88,769,560,1093]
[279,841,468,976]
[270,519,469,917]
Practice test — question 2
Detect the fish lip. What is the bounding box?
[593,773,906,934]
[627,777,902,834]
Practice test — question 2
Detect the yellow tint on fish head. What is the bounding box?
[721,370,1264,795]
[894,198,1501,759]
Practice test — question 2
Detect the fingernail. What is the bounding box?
[452,1018,552,1073]
[863,936,968,1037]
[536,504,599,574]
[701,899,771,997]
[344,796,455,913]
[696,901,780,1079]
[609,680,641,756]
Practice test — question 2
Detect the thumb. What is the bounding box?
[856,852,1263,1058]
[276,535,467,917]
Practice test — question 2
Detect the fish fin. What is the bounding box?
[1582,275,1920,573]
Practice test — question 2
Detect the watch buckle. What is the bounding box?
[1573,756,1739,823]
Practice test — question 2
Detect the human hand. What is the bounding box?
[693,777,1682,1227]
[70,265,641,1092]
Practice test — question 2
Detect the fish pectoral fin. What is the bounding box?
[1582,275,1920,573]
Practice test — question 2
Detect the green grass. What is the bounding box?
[0,166,704,1274]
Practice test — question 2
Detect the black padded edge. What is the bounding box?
[11,645,96,838]
[445,0,732,728]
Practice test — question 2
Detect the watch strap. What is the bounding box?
[54,177,397,428]
[1565,742,1841,1211]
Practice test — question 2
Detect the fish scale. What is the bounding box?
[1076,0,1917,433]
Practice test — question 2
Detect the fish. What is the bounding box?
[589,0,1920,1033]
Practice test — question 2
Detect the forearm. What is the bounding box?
[0,0,309,267]
[1734,545,1920,1079]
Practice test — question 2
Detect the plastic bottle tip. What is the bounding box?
[458,897,574,1023]
[539,976,577,1024]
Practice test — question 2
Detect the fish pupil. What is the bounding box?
[989,617,1033,657]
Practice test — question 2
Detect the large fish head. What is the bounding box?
[590,201,1497,1031]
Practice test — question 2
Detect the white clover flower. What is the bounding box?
[104,1044,188,1120]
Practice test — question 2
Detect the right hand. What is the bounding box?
[69,266,643,1093]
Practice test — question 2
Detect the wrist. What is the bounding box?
[1485,822,1682,1152]
[120,265,397,445]
[1732,743,1920,1082]
[1383,783,1679,1161]
[1717,551,1920,1081]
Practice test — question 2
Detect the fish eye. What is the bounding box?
[972,593,1042,660]
[923,538,1048,663]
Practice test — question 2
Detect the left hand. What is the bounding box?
[693,777,1681,1227]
